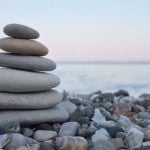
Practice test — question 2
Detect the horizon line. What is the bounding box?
[56,60,150,64]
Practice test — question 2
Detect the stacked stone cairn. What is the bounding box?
[0,24,69,126]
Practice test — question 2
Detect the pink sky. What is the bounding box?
[0,0,150,61]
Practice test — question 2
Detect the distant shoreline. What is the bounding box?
[56,61,150,65]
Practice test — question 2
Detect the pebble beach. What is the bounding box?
[0,24,149,150]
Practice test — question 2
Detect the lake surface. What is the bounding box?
[53,62,150,97]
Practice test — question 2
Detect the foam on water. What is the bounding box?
[53,62,150,96]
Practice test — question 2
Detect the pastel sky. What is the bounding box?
[0,0,150,61]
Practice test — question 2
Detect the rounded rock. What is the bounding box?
[114,89,129,97]
[92,128,110,143]
[0,68,60,92]
[0,53,56,71]
[34,130,57,142]
[106,126,124,138]
[93,140,116,150]
[52,136,88,150]
[59,122,80,136]
[137,112,150,120]
[0,90,62,109]
[0,37,48,56]
[78,126,96,137]
[126,127,144,150]
[0,106,69,127]
[16,146,28,150]
[4,23,40,39]
[0,121,21,134]
[57,101,77,115]
[40,142,55,150]
[22,128,34,137]
[4,133,28,150]
[52,123,61,132]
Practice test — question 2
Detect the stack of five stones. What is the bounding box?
[0,24,69,126]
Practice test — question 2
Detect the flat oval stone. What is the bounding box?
[0,53,56,71]
[0,37,48,56]
[0,68,60,92]
[0,90,62,109]
[34,130,57,142]
[4,24,39,39]
[0,107,69,127]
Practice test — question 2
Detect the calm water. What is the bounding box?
[53,62,150,97]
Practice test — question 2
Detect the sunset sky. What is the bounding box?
[0,0,150,61]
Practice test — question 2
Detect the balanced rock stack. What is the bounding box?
[0,24,69,126]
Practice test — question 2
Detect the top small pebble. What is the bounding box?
[3,24,40,39]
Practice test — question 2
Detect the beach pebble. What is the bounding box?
[0,68,60,93]
[99,107,114,120]
[0,134,11,148]
[92,128,110,143]
[52,123,61,132]
[78,128,88,137]
[138,119,150,128]
[0,106,69,127]
[16,146,29,150]
[143,128,150,141]
[117,115,133,129]
[22,128,34,137]
[81,124,89,129]
[142,141,150,150]
[126,127,144,150]
[0,121,20,134]
[114,89,129,97]
[132,104,145,113]
[70,98,83,106]
[59,122,80,136]
[102,92,114,103]
[131,124,144,133]
[4,133,28,150]
[113,102,132,117]
[116,132,126,140]
[139,93,150,106]
[52,136,88,150]
[137,112,150,119]
[78,117,90,125]
[91,108,116,128]
[110,138,124,150]
[0,90,62,109]
[57,101,77,115]
[40,142,55,150]
[106,126,124,138]
[78,126,96,137]
[31,144,41,150]
[3,23,39,39]
[34,130,57,142]
[82,106,94,118]
[0,37,48,56]
[117,96,137,103]
[93,140,116,150]
[69,107,84,122]
[91,108,106,125]
[0,53,56,71]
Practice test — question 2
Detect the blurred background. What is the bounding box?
[1,0,150,96]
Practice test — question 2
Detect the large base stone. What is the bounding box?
[0,107,69,127]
